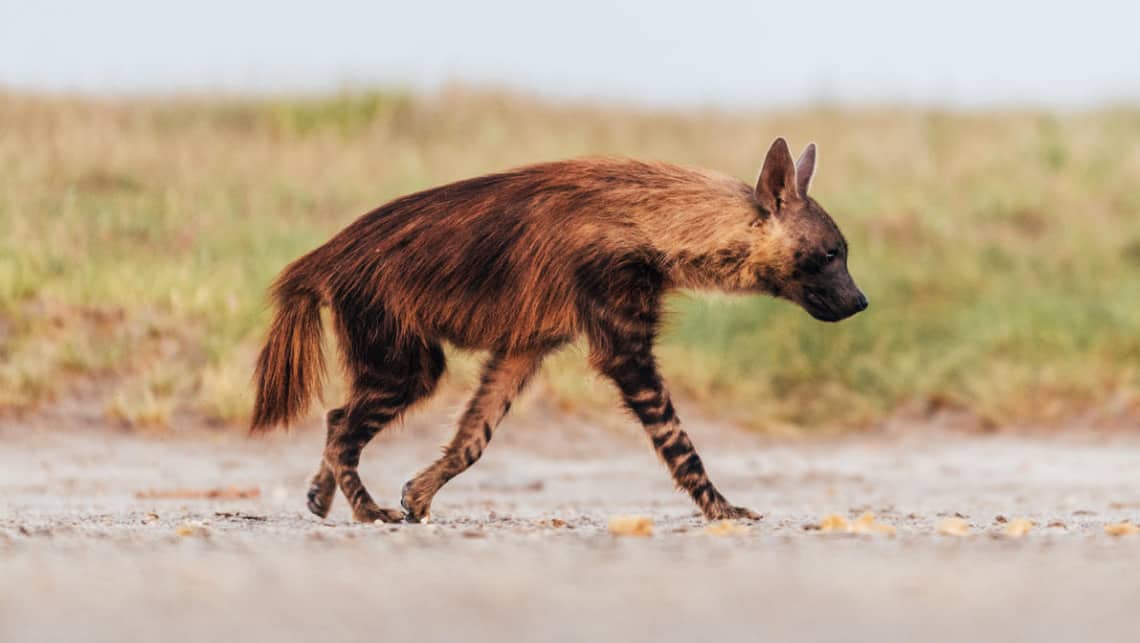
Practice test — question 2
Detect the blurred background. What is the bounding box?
[3,0,1140,432]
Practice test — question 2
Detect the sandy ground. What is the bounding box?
[3,410,1140,643]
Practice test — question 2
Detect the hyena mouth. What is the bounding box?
[803,291,846,322]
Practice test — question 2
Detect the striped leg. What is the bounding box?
[305,408,343,518]
[594,343,760,521]
[321,339,446,523]
[325,388,413,523]
[401,348,548,522]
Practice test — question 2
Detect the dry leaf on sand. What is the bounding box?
[1003,518,1035,538]
[137,487,260,500]
[704,520,749,537]
[815,512,896,535]
[1104,522,1140,537]
[937,517,971,536]
[819,513,850,533]
[175,522,209,537]
[851,512,897,536]
[608,515,653,537]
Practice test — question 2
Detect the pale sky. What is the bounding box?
[2,0,1138,108]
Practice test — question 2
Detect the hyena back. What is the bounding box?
[251,137,867,523]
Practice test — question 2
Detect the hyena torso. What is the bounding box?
[251,139,866,523]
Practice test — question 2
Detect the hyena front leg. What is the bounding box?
[594,342,761,521]
[401,348,548,522]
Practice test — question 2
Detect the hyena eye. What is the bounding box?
[825,249,839,261]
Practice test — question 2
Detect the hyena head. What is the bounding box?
[750,138,868,322]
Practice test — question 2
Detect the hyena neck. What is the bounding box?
[663,241,755,292]
[647,182,782,295]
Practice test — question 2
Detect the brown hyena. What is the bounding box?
[251,138,867,523]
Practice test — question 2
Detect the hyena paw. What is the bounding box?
[400,479,432,523]
[354,505,406,524]
[706,505,763,521]
[306,474,335,518]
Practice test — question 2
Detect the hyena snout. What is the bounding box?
[802,274,868,323]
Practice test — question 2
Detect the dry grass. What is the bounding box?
[2,88,1139,431]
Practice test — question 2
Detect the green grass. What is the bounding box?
[2,89,1139,431]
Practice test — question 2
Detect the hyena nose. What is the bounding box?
[855,293,869,312]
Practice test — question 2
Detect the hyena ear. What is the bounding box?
[795,143,816,196]
[755,137,800,214]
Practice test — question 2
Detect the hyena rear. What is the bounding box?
[251,138,867,523]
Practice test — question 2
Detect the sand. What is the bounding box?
[3,415,1140,643]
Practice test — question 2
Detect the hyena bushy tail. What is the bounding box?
[250,271,326,433]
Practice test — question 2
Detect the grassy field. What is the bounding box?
[2,89,1139,432]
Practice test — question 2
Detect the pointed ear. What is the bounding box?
[795,143,816,196]
[755,137,799,214]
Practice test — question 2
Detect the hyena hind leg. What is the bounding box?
[305,408,344,519]
[317,336,446,523]
[401,348,549,523]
